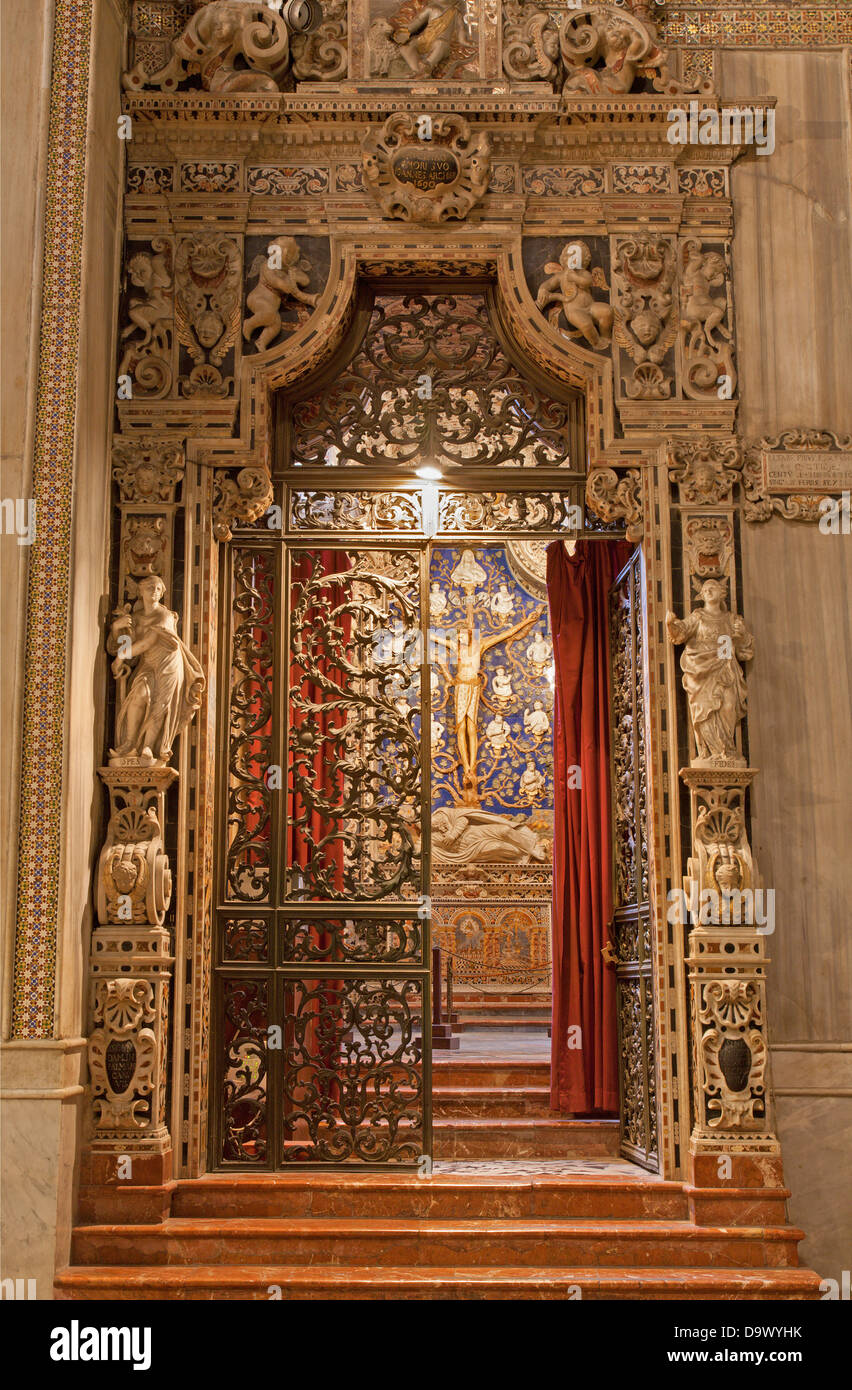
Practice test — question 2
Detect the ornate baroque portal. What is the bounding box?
[31,0,839,1207]
[212,282,612,1167]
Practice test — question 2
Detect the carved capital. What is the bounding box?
[212,465,274,540]
[112,441,184,504]
[667,436,743,505]
[585,467,643,542]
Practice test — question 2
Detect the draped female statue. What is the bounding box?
[108,575,205,765]
[666,579,754,766]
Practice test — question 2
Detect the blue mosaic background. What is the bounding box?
[428,546,554,824]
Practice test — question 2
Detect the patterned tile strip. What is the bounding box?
[12,0,93,1036]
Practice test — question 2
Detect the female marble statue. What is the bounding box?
[108,575,204,765]
[665,579,754,765]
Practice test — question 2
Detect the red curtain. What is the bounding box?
[546,538,631,1115]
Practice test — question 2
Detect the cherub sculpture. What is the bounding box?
[680,240,731,353]
[536,241,614,350]
[243,236,319,352]
[118,249,173,384]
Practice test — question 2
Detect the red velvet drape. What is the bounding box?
[547,538,631,1115]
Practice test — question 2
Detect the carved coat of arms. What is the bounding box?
[363,113,490,223]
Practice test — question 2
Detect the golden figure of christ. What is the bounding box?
[436,605,546,806]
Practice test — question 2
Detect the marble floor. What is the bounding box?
[432,1158,653,1178]
[452,1027,550,1059]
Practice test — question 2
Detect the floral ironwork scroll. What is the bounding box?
[287,548,422,902]
[288,294,579,472]
[609,552,658,1169]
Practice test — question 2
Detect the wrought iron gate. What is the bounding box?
[212,541,431,1168]
[609,550,660,1170]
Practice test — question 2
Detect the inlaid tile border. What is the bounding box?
[12,0,93,1036]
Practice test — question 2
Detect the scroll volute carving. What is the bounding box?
[292,0,348,81]
[502,4,713,97]
[123,1,292,94]
[502,2,559,83]
[585,468,643,542]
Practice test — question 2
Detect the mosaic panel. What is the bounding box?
[12,0,92,1036]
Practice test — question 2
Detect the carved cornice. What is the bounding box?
[667,436,742,505]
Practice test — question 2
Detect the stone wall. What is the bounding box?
[0,0,126,1297]
[723,48,852,1283]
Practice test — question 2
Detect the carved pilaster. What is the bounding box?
[89,767,177,1150]
[88,440,203,1161]
[680,767,778,1155]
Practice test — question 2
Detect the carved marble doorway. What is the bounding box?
[206,276,659,1170]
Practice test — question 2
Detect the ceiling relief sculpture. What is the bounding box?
[287,292,580,472]
[368,0,479,79]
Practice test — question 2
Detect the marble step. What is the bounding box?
[431,1059,550,1088]
[170,1173,690,1222]
[432,1116,619,1159]
[433,1084,552,1117]
[454,1016,551,1032]
[69,1217,805,1270]
[55,1264,822,1301]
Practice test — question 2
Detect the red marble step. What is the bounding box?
[454,1017,550,1031]
[432,1060,550,1087]
[171,1173,690,1222]
[453,1006,550,1017]
[55,1263,822,1301]
[433,1085,552,1117]
[433,1116,620,1159]
[69,1218,805,1271]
